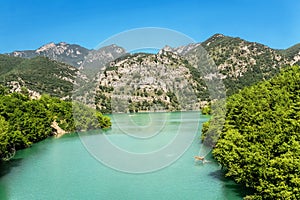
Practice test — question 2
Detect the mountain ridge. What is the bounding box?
[2,34,300,112]
[6,33,300,74]
[7,42,126,69]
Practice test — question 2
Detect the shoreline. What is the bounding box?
[51,121,69,138]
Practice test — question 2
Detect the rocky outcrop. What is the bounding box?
[51,121,67,138]
[95,51,207,113]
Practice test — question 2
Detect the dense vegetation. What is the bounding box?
[202,34,294,96]
[203,66,299,199]
[0,55,78,98]
[0,85,111,161]
[280,43,300,65]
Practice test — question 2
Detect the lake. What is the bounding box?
[0,112,245,199]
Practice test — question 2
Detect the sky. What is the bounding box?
[0,0,299,53]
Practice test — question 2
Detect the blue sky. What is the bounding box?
[0,0,299,53]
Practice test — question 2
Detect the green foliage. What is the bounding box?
[202,34,290,96]
[0,92,52,156]
[185,63,210,100]
[0,55,77,98]
[210,66,300,199]
[0,116,12,160]
[201,103,211,115]
[280,43,300,65]
[0,54,24,75]
[0,85,8,95]
[201,100,226,147]
[0,87,111,161]
[105,65,118,72]
[73,102,111,130]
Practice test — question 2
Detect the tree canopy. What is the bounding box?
[0,87,111,161]
[206,66,300,199]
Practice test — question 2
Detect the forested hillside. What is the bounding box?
[0,85,111,161]
[205,66,300,199]
[201,34,298,95]
[0,55,79,98]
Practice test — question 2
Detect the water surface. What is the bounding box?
[0,112,245,199]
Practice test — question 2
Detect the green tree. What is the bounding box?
[0,88,112,161]
[204,66,300,199]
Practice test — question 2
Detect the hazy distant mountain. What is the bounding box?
[7,42,126,69]
[7,42,90,68]
[81,44,126,72]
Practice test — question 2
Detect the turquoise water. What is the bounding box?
[0,112,245,200]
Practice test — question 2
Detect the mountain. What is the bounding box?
[0,55,80,99]
[94,34,300,113]
[0,42,126,99]
[3,44,127,100]
[280,43,300,65]
[3,34,300,110]
[7,42,90,68]
[164,33,300,95]
[202,34,300,95]
[81,44,126,72]
[7,42,126,69]
[95,51,208,113]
